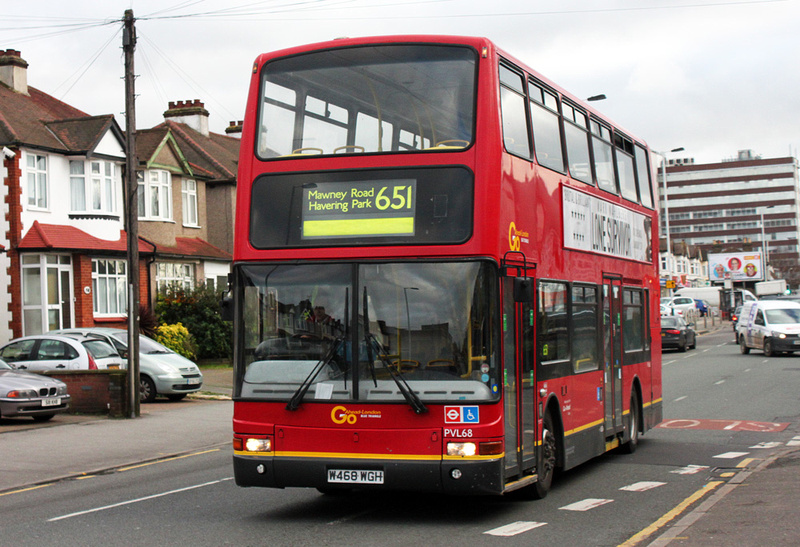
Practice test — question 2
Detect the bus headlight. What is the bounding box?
[447,442,477,457]
[234,436,272,453]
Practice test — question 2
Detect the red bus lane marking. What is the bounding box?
[657,419,789,432]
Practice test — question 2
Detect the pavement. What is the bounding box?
[2,352,800,545]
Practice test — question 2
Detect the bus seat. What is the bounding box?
[426,359,457,373]
[391,359,420,373]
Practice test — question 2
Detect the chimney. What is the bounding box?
[0,49,29,95]
[224,120,243,139]
[163,99,209,136]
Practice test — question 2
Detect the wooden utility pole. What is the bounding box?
[123,9,141,418]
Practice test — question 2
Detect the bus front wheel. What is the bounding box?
[529,413,557,499]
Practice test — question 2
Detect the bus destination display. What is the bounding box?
[302,180,417,239]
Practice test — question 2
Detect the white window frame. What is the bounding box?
[137,169,173,220]
[157,262,195,293]
[92,258,128,317]
[182,179,199,227]
[70,160,118,214]
[25,152,48,209]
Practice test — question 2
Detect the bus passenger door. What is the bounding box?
[603,277,624,437]
[502,274,537,478]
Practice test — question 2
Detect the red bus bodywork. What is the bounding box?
[232,35,662,496]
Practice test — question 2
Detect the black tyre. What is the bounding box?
[740,336,750,354]
[32,413,55,422]
[678,341,687,352]
[528,413,557,499]
[621,392,640,454]
[764,339,776,357]
[140,375,157,403]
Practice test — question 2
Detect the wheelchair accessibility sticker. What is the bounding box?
[444,405,480,424]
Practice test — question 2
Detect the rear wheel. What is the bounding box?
[740,335,750,354]
[621,392,640,454]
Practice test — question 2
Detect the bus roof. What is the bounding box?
[251,34,649,149]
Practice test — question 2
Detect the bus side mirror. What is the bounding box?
[514,277,533,303]
[220,296,234,322]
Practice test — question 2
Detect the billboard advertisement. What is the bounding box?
[708,252,764,282]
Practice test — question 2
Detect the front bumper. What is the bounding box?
[0,395,71,418]
[233,453,504,495]
[153,375,203,395]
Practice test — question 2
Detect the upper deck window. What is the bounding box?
[590,119,617,194]
[528,80,564,173]
[562,102,592,184]
[257,44,477,159]
[615,132,638,203]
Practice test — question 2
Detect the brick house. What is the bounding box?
[1,50,239,344]
[135,99,238,305]
[1,49,148,342]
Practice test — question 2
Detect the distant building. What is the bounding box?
[659,151,800,287]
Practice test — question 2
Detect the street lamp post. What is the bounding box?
[760,205,775,280]
[657,147,684,295]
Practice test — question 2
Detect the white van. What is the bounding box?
[737,300,800,356]
[674,287,757,309]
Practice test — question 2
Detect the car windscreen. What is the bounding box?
[110,331,173,355]
[765,308,800,324]
[82,340,118,359]
[661,317,681,328]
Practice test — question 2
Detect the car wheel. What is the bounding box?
[764,339,775,357]
[740,336,750,354]
[678,340,687,352]
[167,394,187,402]
[140,375,157,403]
[32,414,55,422]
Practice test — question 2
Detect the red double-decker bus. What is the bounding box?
[231,35,661,497]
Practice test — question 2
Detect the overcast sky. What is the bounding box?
[3,0,799,164]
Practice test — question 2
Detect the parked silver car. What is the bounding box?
[0,358,71,421]
[0,334,123,372]
[52,328,203,403]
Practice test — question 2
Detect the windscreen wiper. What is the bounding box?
[363,286,427,415]
[286,334,345,411]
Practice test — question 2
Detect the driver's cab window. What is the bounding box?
[755,310,765,326]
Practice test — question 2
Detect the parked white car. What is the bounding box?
[52,328,203,403]
[0,334,123,372]
[660,296,697,317]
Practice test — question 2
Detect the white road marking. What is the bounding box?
[749,442,782,449]
[559,498,613,511]
[714,380,725,385]
[49,477,234,522]
[787,436,800,447]
[713,451,749,459]
[620,481,666,492]
[484,521,547,536]
[671,465,708,475]
[327,508,374,525]
[673,396,687,402]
